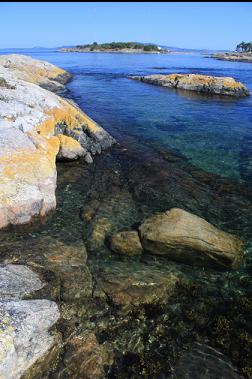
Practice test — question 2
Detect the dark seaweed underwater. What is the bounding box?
[1,50,252,378]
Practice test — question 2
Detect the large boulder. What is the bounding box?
[131,73,249,97]
[109,230,143,256]
[139,208,244,269]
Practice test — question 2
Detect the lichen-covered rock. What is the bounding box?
[0,53,71,92]
[211,52,252,64]
[0,54,115,229]
[139,208,244,269]
[109,230,143,256]
[56,134,85,161]
[0,126,57,228]
[0,300,59,379]
[131,73,249,97]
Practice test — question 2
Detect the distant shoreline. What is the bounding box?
[58,48,170,54]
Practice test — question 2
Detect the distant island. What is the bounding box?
[210,41,252,63]
[59,41,170,54]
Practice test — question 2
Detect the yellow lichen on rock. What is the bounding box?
[132,73,249,97]
[36,99,103,138]
[0,54,114,229]
[56,134,87,161]
[0,54,68,86]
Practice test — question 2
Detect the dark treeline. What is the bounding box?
[236,41,252,52]
[75,41,160,52]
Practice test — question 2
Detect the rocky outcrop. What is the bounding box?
[0,54,115,229]
[139,208,244,269]
[211,52,252,63]
[130,73,249,97]
[56,134,92,162]
[109,230,143,256]
[0,264,60,379]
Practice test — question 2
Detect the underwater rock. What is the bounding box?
[0,54,115,229]
[62,331,113,379]
[97,261,182,310]
[109,230,143,256]
[171,342,244,379]
[131,73,249,97]
[139,208,244,269]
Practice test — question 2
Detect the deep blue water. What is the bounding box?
[2,49,252,182]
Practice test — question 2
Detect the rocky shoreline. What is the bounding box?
[210,52,252,63]
[0,54,115,230]
[59,47,169,54]
[130,73,250,97]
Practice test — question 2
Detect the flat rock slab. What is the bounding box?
[139,208,244,269]
[0,299,59,379]
[131,73,249,97]
[97,261,183,309]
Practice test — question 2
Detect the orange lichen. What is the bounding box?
[57,134,83,151]
[36,99,102,138]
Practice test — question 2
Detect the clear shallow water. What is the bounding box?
[3,49,252,182]
[1,50,252,377]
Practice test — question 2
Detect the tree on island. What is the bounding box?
[236,41,252,53]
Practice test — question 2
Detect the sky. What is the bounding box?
[0,2,251,50]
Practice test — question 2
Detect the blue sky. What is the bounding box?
[0,2,251,50]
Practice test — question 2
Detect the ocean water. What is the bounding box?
[3,49,252,181]
[1,50,252,378]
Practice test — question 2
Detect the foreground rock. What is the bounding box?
[0,54,114,229]
[131,73,249,97]
[211,52,252,63]
[0,264,60,379]
[139,208,244,269]
[109,230,142,256]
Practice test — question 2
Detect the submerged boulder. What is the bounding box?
[109,230,143,256]
[139,208,244,269]
[131,73,249,97]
